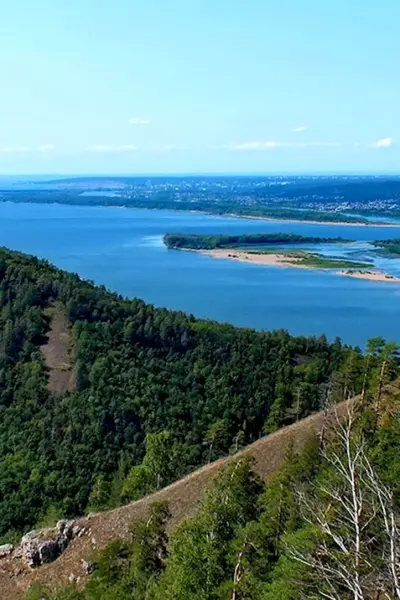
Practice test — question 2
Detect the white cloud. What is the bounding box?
[228,140,340,151]
[1,145,30,153]
[295,141,340,148]
[1,144,55,153]
[371,137,393,148]
[148,144,187,153]
[292,126,307,133]
[229,141,282,151]
[87,144,139,153]
[128,117,151,125]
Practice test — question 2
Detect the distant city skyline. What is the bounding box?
[0,0,399,174]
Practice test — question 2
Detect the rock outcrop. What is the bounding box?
[14,520,87,568]
[0,544,13,559]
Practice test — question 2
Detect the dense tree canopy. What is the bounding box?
[0,247,392,542]
[27,383,400,600]
[163,232,350,250]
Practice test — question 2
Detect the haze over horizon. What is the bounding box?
[1,0,399,175]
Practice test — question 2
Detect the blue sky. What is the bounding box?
[0,0,398,174]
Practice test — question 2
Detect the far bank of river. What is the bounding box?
[225,212,400,228]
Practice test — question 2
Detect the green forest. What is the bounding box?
[373,238,400,256]
[1,244,399,599]
[163,233,350,250]
[1,246,383,542]
[26,383,400,600]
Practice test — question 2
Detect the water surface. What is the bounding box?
[1,201,400,347]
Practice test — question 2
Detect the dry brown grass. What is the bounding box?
[0,397,357,599]
[40,304,76,394]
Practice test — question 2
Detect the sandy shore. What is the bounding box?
[339,270,400,283]
[197,248,307,268]
[194,248,400,282]
[226,213,400,228]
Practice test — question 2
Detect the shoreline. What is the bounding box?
[196,248,311,269]
[190,248,400,283]
[225,212,400,228]
[339,270,400,283]
[2,199,400,228]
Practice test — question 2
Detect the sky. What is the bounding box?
[0,0,399,175]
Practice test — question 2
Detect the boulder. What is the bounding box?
[19,520,85,568]
[0,544,13,558]
[82,558,95,575]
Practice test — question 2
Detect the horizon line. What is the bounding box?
[1,171,400,179]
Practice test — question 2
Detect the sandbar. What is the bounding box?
[339,270,400,283]
[197,249,307,268]
[194,248,400,282]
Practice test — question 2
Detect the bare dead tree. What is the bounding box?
[288,406,400,600]
[318,378,333,451]
[231,542,246,600]
[361,458,400,599]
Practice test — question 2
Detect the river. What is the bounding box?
[1,201,400,347]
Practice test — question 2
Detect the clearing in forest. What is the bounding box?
[40,303,76,393]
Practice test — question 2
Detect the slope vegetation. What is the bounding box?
[0,247,356,538]
[0,398,355,598]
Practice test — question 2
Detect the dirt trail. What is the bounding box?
[40,304,76,394]
[0,398,357,599]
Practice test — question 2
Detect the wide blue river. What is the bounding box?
[1,201,400,347]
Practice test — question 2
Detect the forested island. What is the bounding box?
[164,232,400,280]
[373,238,400,256]
[163,232,352,250]
[164,232,381,274]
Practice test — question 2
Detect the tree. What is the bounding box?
[204,419,228,463]
[152,458,263,600]
[144,431,175,489]
[288,407,400,600]
[121,432,177,502]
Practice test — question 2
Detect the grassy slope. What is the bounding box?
[0,394,371,599]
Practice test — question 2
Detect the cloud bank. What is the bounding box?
[128,117,151,125]
[371,137,393,148]
[228,140,340,151]
[87,144,138,153]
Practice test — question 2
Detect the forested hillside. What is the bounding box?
[26,383,400,600]
[0,247,396,543]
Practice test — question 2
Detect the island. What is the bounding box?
[340,270,400,283]
[188,248,371,270]
[163,232,354,250]
[373,238,400,257]
[164,232,400,282]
